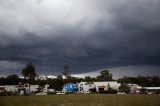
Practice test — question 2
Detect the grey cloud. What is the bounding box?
[0,60,23,75]
[0,0,160,75]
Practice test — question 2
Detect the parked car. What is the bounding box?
[36,92,47,95]
[84,91,91,94]
[147,92,154,95]
[117,92,126,94]
[56,91,65,95]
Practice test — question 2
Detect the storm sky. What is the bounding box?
[0,0,160,77]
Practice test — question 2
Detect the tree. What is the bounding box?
[62,64,70,79]
[7,74,19,79]
[84,76,92,82]
[57,74,63,80]
[118,83,130,93]
[22,68,28,79]
[21,62,37,91]
[38,80,46,92]
[97,69,112,81]
[6,74,20,85]
[22,62,37,80]
[56,74,64,90]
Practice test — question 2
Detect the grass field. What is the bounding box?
[0,94,160,106]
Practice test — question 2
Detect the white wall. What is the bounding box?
[1,85,39,93]
[5,85,18,92]
[28,85,39,92]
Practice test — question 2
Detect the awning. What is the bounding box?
[98,86,106,88]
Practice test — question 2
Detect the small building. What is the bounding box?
[95,82,120,92]
[128,84,160,94]
[78,81,120,93]
[145,87,160,94]
[0,84,41,95]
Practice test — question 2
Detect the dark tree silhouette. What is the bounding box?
[97,70,112,81]
[22,62,37,91]
[6,74,20,85]
[22,62,37,80]
[62,64,70,79]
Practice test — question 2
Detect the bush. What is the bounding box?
[65,92,74,94]
[47,92,56,95]
[99,88,118,94]
[0,91,14,96]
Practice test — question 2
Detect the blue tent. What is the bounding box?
[63,83,78,92]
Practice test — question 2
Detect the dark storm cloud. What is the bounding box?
[0,0,160,75]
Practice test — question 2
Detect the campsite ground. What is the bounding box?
[0,94,160,106]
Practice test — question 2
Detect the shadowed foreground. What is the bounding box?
[0,94,160,106]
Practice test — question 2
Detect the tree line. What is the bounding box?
[0,63,160,91]
[117,75,160,87]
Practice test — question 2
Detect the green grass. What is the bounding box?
[0,94,160,106]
